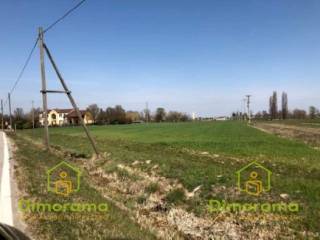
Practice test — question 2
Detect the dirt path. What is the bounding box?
[253,122,320,148]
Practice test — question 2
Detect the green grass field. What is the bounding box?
[15,121,320,238]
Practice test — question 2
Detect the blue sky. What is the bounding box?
[0,0,319,116]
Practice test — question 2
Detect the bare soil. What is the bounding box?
[253,122,320,149]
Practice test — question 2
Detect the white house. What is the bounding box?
[39,109,93,126]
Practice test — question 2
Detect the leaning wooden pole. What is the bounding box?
[38,27,50,149]
[43,43,99,156]
[8,93,12,131]
[1,99,3,131]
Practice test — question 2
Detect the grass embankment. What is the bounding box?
[19,121,320,235]
[11,134,157,240]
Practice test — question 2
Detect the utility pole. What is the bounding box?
[8,93,12,131]
[36,26,99,155]
[39,27,49,149]
[145,102,149,123]
[32,100,35,129]
[1,99,3,131]
[42,39,99,156]
[242,98,246,121]
[245,95,251,124]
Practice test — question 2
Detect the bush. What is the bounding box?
[165,188,186,205]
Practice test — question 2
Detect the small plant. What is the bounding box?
[137,195,147,204]
[165,188,186,205]
[145,182,160,194]
[116,168,131,180]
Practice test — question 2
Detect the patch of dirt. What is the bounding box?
[84,159,305,240]
[253,123,320,148]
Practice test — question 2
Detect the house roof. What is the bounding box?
[67,109,87,118]
[49,108,73,114]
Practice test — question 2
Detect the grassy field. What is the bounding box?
[11,134,157,239]
[15,121,320,238]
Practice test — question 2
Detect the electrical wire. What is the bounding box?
[3,37,39,107]
[2,0,88,107]
[43,0,87,34]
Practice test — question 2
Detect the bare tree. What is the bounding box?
[144,108,151,123]
[87,104,100,124]
[96,108,105,124]
[281,92,288,119]
[14,108,24,121]
[293,109,307,119]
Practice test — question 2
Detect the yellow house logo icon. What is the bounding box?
[47,161,81,197]
[236,161,271,196]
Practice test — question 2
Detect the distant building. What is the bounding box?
[195,116,229,121]
[215,116,228,121]
[39,109,93,126]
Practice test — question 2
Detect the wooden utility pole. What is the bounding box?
[246,95,251,124]
[145,102,149,123]
[42,41,99,156]
[38,27,49,149]
[8,93,12,130]
[1,99,3,131]
[32,100,35,129]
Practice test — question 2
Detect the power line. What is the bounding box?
[9,37,39,95]
[43,0,87,34]
[2,0,88,108]
[3,37,39,108]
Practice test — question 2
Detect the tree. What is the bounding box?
[254,111,262,119]
[262,110,269,120]
[96,108,105,124]
[105,107,115,124]
[126,111,141,123]
[281,92,288,119]
[155,107,166,122]
[269,96,272,119]
[25,107,41,128]
[114,105,126,124]
[180,113,191,122]
[269,91,278,120]
[309,106,318,119]
[87,104,100,124]
[293,109,307,119]
[167,111,182,122]
[13,108,27,129]
[105,105,127,124]
[14,108,24,121]
[144,108,151,123]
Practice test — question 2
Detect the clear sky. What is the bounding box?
[0,0,319,117]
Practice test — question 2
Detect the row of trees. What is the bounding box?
[0,107,41,129]
[254,91,319,120]
[87,104,191,124]
[0,104,191,129]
